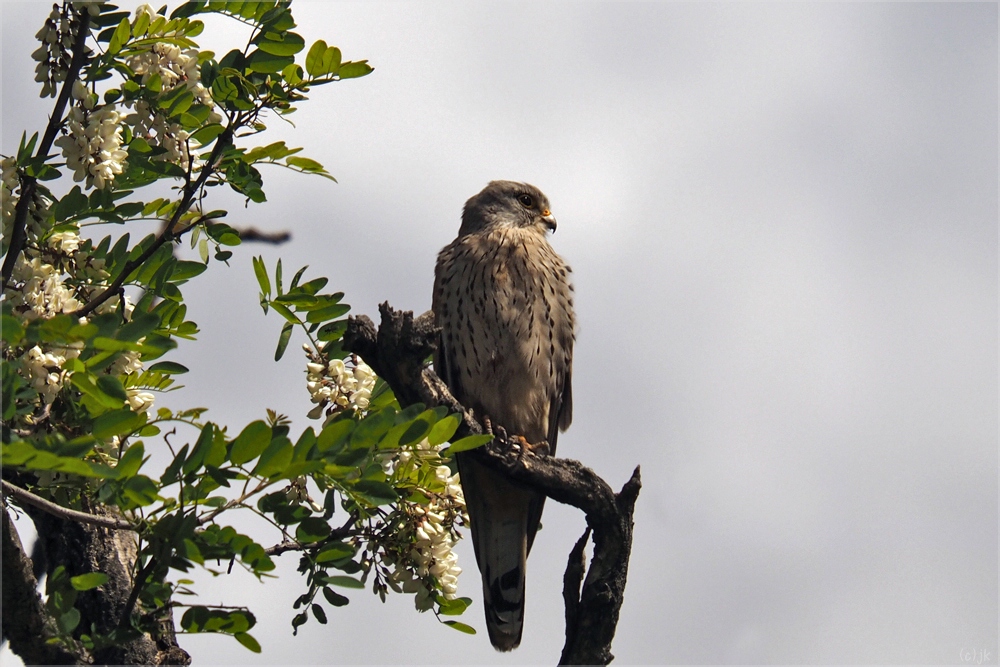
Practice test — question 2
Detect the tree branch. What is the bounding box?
[71,127,234,318]
[1,6,91,287]
[2,479,136,531]
[343,303,641,665]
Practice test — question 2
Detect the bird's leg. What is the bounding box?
[508,435,550,459]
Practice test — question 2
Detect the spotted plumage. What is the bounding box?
[433,181,575,651]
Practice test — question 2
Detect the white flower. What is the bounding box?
[304,352,378,417]
[108,349,142,376]
[387,439,468,602]
[8,254,83,320]
[22,345,68,404]
[54,99,128,190]
[47,230,81,254]
[126,389,155,414]
[33,4,71,98]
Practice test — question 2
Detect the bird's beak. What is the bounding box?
[541,210,557,233]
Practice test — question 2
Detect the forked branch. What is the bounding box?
[344,303,641,665]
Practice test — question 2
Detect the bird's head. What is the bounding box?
[459,180,557,236]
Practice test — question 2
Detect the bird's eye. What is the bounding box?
[517,194,534,208]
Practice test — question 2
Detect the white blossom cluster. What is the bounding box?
[5,222,150,416]
[20,344,80,406]
[123,5,222,170]
[284,476,324,512]
[54,81,128,190]
[304,348,377,420]
[382,439,468,608]
[1,157,48,252]
[7,253,83,321]
[31,4,73,98]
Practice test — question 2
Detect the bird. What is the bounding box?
[432,180,575,651]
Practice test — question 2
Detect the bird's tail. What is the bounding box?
[458,453,532,651]
[481,516,527,651]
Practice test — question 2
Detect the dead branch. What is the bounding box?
[343,302,641,665]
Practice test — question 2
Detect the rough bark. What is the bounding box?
[344,303,641,665]
[2,506,85,665]
[2,473,191,666]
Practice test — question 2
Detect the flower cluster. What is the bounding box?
[123,5,222,170]
[21,344,78,406]
[304,348,377,420]
[4,220,149,419]
[31,4,73,98]
[7,253,83,321]
[54,81,127,190]
[284,476,324,513]
[376,438,468,609]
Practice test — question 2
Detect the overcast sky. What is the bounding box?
[2,1,997,664]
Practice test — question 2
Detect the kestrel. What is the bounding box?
[432,181,575,651]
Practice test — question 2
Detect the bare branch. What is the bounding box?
[2,479,136,531]
[233,227,291,244]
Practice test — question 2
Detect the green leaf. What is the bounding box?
[123,474,160,506]
[233,632,261,653]
[443,620,476,634]
[338,61,373,79]
[443,434,493,455]
[116,441,146,479]
[229,421,272,465]
[305,39,328,77]
[437,596,471,616]
[322,587,350,607]
[251,436,293,478]
[96,375,128,402]
[351,479,396,506]
[285,156,324,172]
[315,540,353,563]
[189,122,226,146]
[268,301,298,324]
[170,260,208,282]
[427,414,460,446]
[246,48,294,74]
[148,361,189,374]
[1,315,24,346]
[274,321,293,361]
[305,302,349,323]
[70,572,109,591]
[397,418,432,447]
[92,409,147,440]
[252,256,271,299]
[54,186,89,221]
[317,319,347,343]
[324,575,364,589]
[257,31,305,56]
[108,17,131,55]
[295,517,331,543]
[58,609,81,634]
[311,603,327,624]
[183,423,214,474]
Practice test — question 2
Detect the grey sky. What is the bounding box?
[2,2,997,664]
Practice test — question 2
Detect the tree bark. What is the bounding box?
[2,473,190,666]
[344,303,641,665]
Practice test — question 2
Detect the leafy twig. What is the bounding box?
[72,127,233,318]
